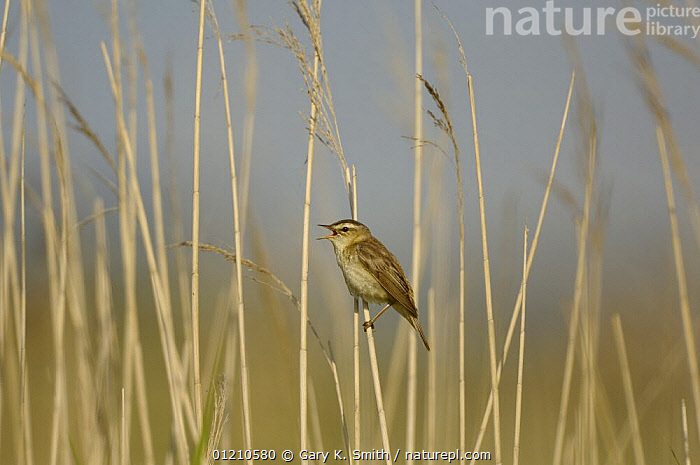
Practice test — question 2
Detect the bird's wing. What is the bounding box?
[355,238,418,318]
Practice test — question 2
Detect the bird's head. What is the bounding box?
[317,219,371,248]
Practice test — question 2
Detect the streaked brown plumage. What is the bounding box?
[317,219,430,351]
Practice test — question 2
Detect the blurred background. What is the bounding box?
[1,0,699,463]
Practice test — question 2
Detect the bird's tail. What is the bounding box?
[411,317,431,351]
[395,303,431,351]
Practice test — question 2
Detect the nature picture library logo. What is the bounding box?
[485,0,700,39]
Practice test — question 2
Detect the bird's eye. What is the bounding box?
[342,227,349,232]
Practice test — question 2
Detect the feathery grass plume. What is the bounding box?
[205,377,229,465]
[244,3,351,194]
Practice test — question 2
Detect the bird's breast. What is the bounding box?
[335,248,391,304]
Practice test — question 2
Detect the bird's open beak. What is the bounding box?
[316,224,336,240]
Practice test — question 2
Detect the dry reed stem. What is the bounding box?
[552,79,597,465]
[101,42,190,462]
[612,315,646,465]
[299,3,321,459]
[0,65,19,465]
[207,2,253,456]
[465,72,502,465]
[163,54,191,355]
[121,388,126,465]
[655,125,700,449]
[385,324,409,433]
[191,0,206,431]
[308,381,324,450]
[363,299,392,464]
[328,342,354,465]
[513,225,528,465]
[108,2,156,461]
[417,70,467,457]
[406,0,422,459]
[470,71,574,461]
[0,16,28,219]
[427,287,436,452]
[433,11,470,449]
[109,3,157,460]
[233,0,257,235]
[137,40,172,329]
[627,28,700,254]
[682,399,691,465]
[0,0,10,74]
[26,0,68,461]
[94,198,118,464]
[129,33,164,465]
[349,167,389,461]
[20,126,32,465]
[108,3,136,462]
[352,165,361,450]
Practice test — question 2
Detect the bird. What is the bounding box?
[317,219,430,351]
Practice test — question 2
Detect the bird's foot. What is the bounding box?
[362,321,375,331]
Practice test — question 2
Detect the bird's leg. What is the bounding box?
[363,304,391,331]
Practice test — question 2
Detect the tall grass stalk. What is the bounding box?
[191,0,207,430]
[363,300,392,463]
[612,315,646,465]
[109,3,159,460]
[2,7,28,463]
[328,342,354,465]
[19,127,32,465]
[233,0,257,236]
[427,287,436,451]
[418,71,467,458]
[0,0,10,74]
[352,165,360,450]
[467,71,502,465]
[108,2,137,462]
[513,225,528,465]
[655,124,700,447]
[471,71,574,461]
[26,0,69,461]
[135,33,164,465]
[349,167,390,461]
[101,42,190,462]
[433,11,469,450]
[406,0,423,459]
[94,197,117,464]
[553,69,597,465]
[208,1,253,456]
[626,33,700,446]
[682,399,691,465]
[299,4,321,460]
[138,32,172,333]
